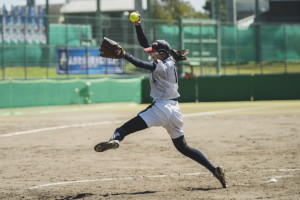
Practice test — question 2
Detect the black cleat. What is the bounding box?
[213,167,227,188]
[94,140,120,152]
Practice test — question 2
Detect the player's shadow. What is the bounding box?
[100,190,158,197]
[57,193,95,200]
[184,187,222,191]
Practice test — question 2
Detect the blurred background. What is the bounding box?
[0,0,299,108]
[0,0,299,79]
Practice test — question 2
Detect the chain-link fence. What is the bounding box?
[0,15,300,80]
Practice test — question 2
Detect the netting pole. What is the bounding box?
[211,0,218,20]
[254,0,262,73]
[254,22,262,74]
[227,0,236,24]
[147,0,152,19]
[9,79,13,112]
[235,24,240,74]
[45,0,50,79]
[135,0,143,15]
[85,47,89,76]
[65,17,69,78]
[200,23,203,76]
[212,0,222,74]
[216,22,222,74]
[284,25,287,73]
[96,0,102,44]
[24,11,28,80]
[1,20,4,80]
[178,18,184,77]
[85,15,89,77]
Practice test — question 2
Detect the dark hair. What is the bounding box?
[170,49,189,62]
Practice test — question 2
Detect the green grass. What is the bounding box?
[1,61,300,80]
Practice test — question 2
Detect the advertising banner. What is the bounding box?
[57,47,124,74]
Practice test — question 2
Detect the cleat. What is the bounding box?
[94,140,120,152]
[213,167,227,188]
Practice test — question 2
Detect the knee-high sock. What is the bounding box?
[172,136,216,173]
[111,115,148,141]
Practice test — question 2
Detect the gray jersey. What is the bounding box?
[149,57,180,100]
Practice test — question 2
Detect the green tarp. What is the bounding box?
[0,78,142,108]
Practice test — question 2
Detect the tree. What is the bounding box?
[203,0,211,15]
[203,0,228,21]
[152,0,208,20]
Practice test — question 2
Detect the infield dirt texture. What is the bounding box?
[0,101,299,199]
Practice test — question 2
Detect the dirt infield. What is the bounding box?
[0,101,300,200]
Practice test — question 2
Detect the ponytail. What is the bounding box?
[170,49,189,62]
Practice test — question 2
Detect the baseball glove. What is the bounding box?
[100,37,125,59]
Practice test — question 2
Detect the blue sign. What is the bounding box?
[57,47,124,74]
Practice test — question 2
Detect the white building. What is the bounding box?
[61,0,148,17]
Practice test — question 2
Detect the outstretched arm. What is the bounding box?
[124,52,155,71]
[134,23,150,48]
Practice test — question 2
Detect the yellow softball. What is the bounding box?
[129,12,140,23]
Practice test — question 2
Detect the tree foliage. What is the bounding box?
[152,0,208,20]
[203,0,228,21]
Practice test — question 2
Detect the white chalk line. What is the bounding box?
[29,168,300,190]
[0,108,250,138]
[0,120,122,138]
[183,108,248,118]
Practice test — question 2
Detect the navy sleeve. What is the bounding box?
[135,24,150,48]
[124,52,156,71]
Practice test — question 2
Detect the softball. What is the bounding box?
[129,12,140,23]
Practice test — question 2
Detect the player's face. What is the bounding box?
[150,52,160,59]
[150,52,167,60]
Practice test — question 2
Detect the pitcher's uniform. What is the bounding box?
[139,57,184,139]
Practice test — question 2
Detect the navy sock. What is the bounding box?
[111,115,148,141]
[172,136,216,173]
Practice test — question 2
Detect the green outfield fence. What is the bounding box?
[141,74,300,103]
[1,74,299,109]
[0,77,142,108]
[1,15,300,79]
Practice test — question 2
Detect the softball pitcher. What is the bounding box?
[95,17,226,188]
